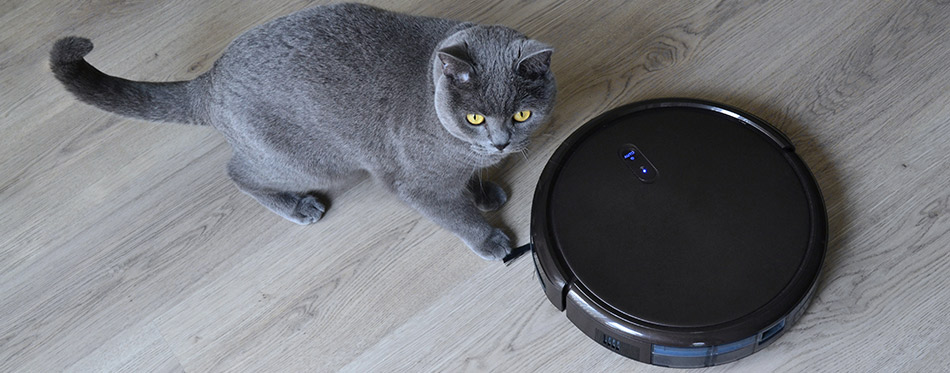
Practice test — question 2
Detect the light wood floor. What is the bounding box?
[3,0,949,371]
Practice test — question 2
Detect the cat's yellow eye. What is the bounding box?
[466,113,485,125]
[513,110,532,122]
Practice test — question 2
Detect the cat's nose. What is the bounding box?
[494,142,509,151]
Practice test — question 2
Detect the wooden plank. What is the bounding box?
[1,0,948,371]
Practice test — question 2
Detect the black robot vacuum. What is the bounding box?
[523,98,827,368]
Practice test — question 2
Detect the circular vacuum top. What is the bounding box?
[532,99,825,330]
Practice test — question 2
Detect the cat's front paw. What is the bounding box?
[471,228,512,260]
[472,181,508,212]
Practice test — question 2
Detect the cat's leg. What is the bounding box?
[227,157,327,225]
[467,175,508,212]
[396,185,510,260]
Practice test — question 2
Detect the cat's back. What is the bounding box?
[204,4,463,168]
[213,3,458,99]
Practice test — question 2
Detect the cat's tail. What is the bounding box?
[50,36,206,125]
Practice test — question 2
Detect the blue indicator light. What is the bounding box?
[618,145,657,183]
[652,344,710,357]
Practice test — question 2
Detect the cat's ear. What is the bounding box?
[437,45,475,84]
[517,40,554,79]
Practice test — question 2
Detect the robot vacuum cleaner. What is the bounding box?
[523,98,826,368]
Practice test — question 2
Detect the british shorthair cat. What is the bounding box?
[50,3,556,260]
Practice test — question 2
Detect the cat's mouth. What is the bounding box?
[471,142,527,156]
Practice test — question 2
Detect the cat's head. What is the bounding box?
[432,25,556,157]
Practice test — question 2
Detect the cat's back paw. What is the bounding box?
[290,195,326,225]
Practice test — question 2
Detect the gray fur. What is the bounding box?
[50,37,205,124]
[49,3,556,260]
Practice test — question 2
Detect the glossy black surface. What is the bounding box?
[545,105,810,327]
[530,100,827,360]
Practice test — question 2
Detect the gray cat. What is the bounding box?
[49,3,556,260]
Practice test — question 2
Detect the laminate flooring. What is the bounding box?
[2,0,949,371]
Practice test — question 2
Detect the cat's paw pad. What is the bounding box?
[472,228,512,261]
[474,182,508,212]
[290,195,326,225]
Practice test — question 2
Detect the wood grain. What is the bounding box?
[2,0,949,371]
